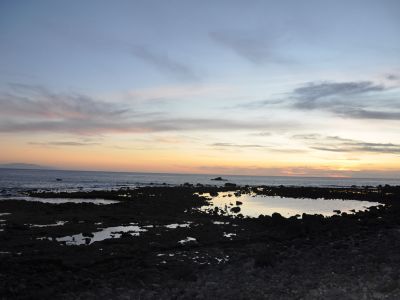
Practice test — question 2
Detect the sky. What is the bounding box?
[1,0,400,177]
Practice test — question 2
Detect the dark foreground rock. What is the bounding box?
[1,185,400,299]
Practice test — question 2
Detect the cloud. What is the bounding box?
[1,83,128,120]
[238,80,400,121]
[294,134,400,155]
[43,24,200,82]
[0,118,293,134]
[334,107,400,120]
[124,84,232,102]
[209,31,290,65]
[386,74,399,81]
[210,142,265,148]
[292,81,400,120]
[250,132,271,137]
[292,81,385,109]
[131,45,198,80]
[29,141,100,146]
[209,142,307,154]
[233,99,285,109]
[235,80,399,118]
[0,84,153,135]
[0,83,301,135]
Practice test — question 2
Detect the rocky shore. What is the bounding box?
[1,185,400,299]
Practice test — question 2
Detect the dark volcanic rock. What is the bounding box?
[230,206,241,213]
[211,177,227,181]
[2,185,400,299]
[224,183,237,188]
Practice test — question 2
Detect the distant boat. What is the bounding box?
[56,178,63,182]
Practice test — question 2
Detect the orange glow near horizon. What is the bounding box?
[2,133,400,178]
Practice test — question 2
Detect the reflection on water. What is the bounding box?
[201,192,382,217]
[0,196,118,205]
[28,221,67,228]
[178,237,197,244]
[164,223,192,229]
[39,222,195,246]
[53,224,147,245]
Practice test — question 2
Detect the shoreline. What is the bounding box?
[1,185,400,299]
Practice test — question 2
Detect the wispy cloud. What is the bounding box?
[0,115,294,135]
[250,132,271,137]
[211,142,265,148]
[131,45,198,81]
[0,84,297,134]
[209,142,307,154]
[290,81,400,120]
[292,81,385,109]
[386,74,400,81]
[294,134,400,155]
[29,141,100,147]
[43,24,200,82]
[233,99,285,109]
[209,31,291,65]
[334,107,400,120]
[124,84,231,102]
[238,80,400,120]
[1,83,128,119]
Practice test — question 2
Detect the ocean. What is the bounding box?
[0,168,398,198]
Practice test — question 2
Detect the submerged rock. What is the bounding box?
[211,177,228,181]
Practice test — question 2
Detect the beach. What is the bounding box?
[1,184,400,299]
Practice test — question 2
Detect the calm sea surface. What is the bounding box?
[0,168,398,198]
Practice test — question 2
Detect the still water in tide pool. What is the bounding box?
[201,192,382,217]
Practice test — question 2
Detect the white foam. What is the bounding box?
[178,237,197,244]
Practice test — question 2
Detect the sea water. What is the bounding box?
[0,168,398,198]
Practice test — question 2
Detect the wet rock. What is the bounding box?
[254,249,276,268]
[230,207,241,213]
[3,184,400,299]
[271,212,284,220]
[224,183,237,188]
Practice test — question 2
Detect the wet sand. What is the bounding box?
[1,185,400,299]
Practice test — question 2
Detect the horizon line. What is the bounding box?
[1,165,399,180]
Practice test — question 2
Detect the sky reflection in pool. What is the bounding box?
[28,221,67,228]
[201,192,382,217]
[55,224,147,245]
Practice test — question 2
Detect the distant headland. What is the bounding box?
[0,163,53,170]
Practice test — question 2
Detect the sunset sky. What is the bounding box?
[1,0,400,177]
